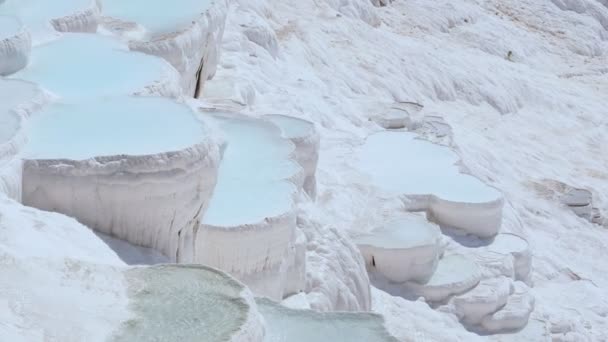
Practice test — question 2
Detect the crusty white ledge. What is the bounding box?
[21,97,221,262]
[357,131,504,238]
[197,113,303,300]
[0,0,100,42]
[264,114,320,199]
[0,79,49,200]
[354,215,442,283]
[101,0,229,96]
[0,16,30,76]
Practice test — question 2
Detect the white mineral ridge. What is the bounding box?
[22,97,221,261]
[10,33,181,99]
[0,0,100,43]
[195,0,608,338]
[0,79,48,200]
[101,0,229,96]
[256,298,398,342]
[354,215,442,283]
[370,101,424,130]
[371,287,485,342]
[0,16,30,76]
[480,282,535,333]
[197,114,302,299]
[264,114,320,199]
[485,233,532,282]
[357,131,504,237]
[299,212,372,312]
[0,196,128,341]
[112,265,265,342]
[405,254,482,302]
[450,276,513,326]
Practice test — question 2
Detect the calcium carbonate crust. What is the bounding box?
[0,16,31,76]
[264,114,320,199]
[0,79,50,200]
[102,0,229,96]
[197,203,297,300]
[404,193,504,238]
[22,139,221,261]
[50,0,101,33]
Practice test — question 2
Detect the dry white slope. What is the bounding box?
[206,0,608,340]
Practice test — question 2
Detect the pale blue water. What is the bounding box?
[24,97,205,159]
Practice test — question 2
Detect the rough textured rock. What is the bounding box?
[403,254,482,302]
[101,0,229,96]
[0,79,49,200]
[197,113,303,300]
[480,282,535,333]
[0,0,100,41]
[0,16,30,76]
[299,212,372,312]
[22,97,221,263]
[450,276,513,326]
[264,114,320,199]
[354,215,442,283]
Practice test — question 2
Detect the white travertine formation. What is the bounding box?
[371,101,424,130]
[0,79,48,200]
[357,131,503,238]
[486,233,532,282]
[10,34,181,99]
[0,0,100,42]
[256,298,398,342]
[21,97,221,262]
[101,0,229,96]
[450,276,513,326]
[264,114,320,198]
[480,282,535,333]
[0,16,30,76]
[113,265,265,342]
[354,216,442,283]
[197,114,303,300]
[404,254,481,302]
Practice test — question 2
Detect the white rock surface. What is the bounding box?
[0,0,100,43]
[264,114,320,198]
[0,197,264,342]
[0,16,30,76]
[371,101,424,130]
[101,0,229,96]
[450,276,513,326]
[0,196,128,342]
[298,211,372,312]
[404,254,482,302]
[486,233,532,282]
[354,215,442,283]
[0,79,48,200]
[197,113,302,300]
[22,97,221,262]
[480,282,535,333]
[256,298,398,342]
[357,131,504,238]
[10,33,181,99]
